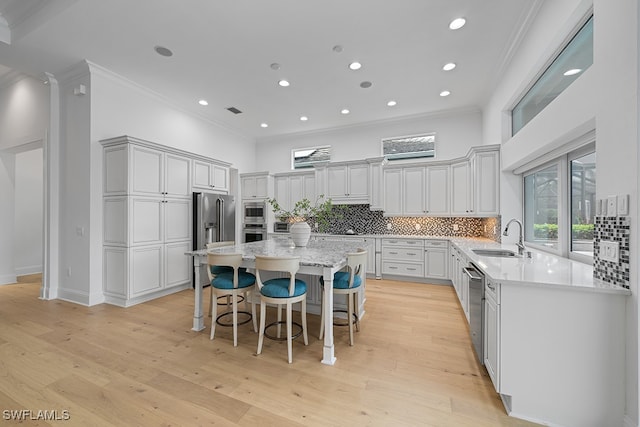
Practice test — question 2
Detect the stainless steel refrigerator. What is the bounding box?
[192,192,236,287]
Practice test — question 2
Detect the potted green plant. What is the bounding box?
[266,195,341,246]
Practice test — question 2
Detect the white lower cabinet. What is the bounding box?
[382,238,450,281]
[484,278,500,391]
[381,238,424,278]
[423,240,448,279]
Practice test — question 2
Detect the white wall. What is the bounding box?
[53,61,258,305]
[0,75,49,284]
[482,0,639,424]
[14,148,43,276]
[90,64,256,173]
[255,108,482,173]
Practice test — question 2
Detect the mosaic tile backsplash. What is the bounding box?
[312,204,501,241]
[594,216,630,289]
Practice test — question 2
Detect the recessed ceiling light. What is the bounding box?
[360,81,372,89]
[443,62,456,71]
[387,100,397,107]
[349,62,362,70]
[564,68,582,76]
[300,116,308,121]
[449,18,466,30]
[198,99,209,106]
[341,109,350,115]
[278,79,290,87]
[440,90,451,97]
[154,45,173,57]
[260,123,269,128]
[270,63,281,70]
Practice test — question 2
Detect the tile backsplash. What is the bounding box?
[594,216,630,289]
[315,204,501,241]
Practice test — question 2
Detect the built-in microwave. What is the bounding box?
[243,201,266,224]
[273,221,290,233]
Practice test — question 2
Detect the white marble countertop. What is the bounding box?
[452,238,629,295]
[188,237,370,268]
[271,233,630,295]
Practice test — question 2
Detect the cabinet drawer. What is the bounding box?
[382,238,424,248]
[382,261,424,277]
[382,247,422,261]
[424,240,448,249]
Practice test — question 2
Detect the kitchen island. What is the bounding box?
[186,237,371,365]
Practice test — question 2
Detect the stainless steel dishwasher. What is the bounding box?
[463,263,485,365]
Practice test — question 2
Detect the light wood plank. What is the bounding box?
[0,275,540,426]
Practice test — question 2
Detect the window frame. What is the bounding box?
[521,142,595,264]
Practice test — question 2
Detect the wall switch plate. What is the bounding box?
[607,196,617,216]
[600,240,620,263]
[617,194,629,216]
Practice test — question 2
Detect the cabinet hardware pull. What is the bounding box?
[407,253,416,256]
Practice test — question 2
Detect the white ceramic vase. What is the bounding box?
[290,221,311,247]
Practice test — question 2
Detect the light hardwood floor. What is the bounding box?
[0,275,539,426]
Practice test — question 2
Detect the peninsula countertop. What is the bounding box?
[273,232,630,295]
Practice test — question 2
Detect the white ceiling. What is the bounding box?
[0,0,540,141]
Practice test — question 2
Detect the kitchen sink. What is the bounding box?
[472,248,519,258]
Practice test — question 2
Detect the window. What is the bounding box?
[522,144,595,262]
[570,152,596,257]
[292,146,330,169]
[524,164,560,250]
[512,16,593,135]
[382,133,435,160]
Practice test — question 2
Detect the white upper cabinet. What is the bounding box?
[367,157,385,210]
[426,165,450,215]
[104,143,191,199]
[381,145,499,217]
[273,172,316,211]
[323,162,369,204]
[384,164,450,216]
[383,168,403,216]
[403,166,426,215]
[473,150,500,216]
[451,160,473,216]
[241,172,271,200]
[164,154,191,198]
[193,159,229,193]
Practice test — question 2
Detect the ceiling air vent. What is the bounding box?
[226,107,242,115]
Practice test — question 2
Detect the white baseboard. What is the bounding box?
[15,265,43,276]
[56,287,105,307]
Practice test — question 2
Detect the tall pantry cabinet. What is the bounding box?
[101,136,230,307]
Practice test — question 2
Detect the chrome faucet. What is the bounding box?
[503,219,525,255]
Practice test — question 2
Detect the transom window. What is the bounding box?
[292,146,331,169]
[512,15,593,135]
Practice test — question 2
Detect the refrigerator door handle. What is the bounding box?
[217,198,223,242]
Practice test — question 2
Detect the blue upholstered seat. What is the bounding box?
[320,271,362,289]
[212,271,256,289]
[260,278,307,298]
